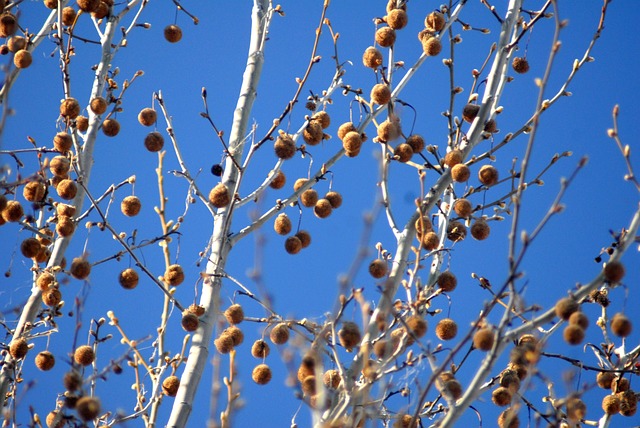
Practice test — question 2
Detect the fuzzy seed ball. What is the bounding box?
[187,304,205,317]
[314,198,332,218]
[394,143,413,163]
[618,390,638,416]
[118,268,139,289]
[406,315,427,338]
[338,122,357,140]
[252,363,272,385]
[492,386,512,407]
[447,220,466,242]
[425,11,446,32]
[137,107,157,126]
[293,178,308,192]
[473,328,494,351]
[435,318,458,340]
[497,408,519,428]
[371,83,391,105]
[164,264,185,286]
[603,261,625,283]
[2,200,23,222]
[7,36,26,53]
[420,231,439,251]
[597,372,615,389]
[303,121,323,146]
[339,321,362,351]
[9,337,29,359]
[181,312,199,332]
[406,134,425,153]
[611,313,632,337]
[224,304,244,325]
[563,324,585,345]
[478,165,499,186]
[437,271,457,292]
[60,97,80,119]
[555,297,579,320]
[63,370,82,391]
[33,247,50,264]
[300,188,318,208]
[345,147,360,158]
[0,13,18,38]
[323,369,341,389]
[415,215,433,235]
[444,149,463,167]
[162,375,180,397]
[269,170,286,189]
[422,37,442,56]
[56,216,75,237]
[285,235,302,254]
[53,132,73,153]
[568,311,589,329]
[35,350,56,371]
[120,195,141,217]
[453,198,472,218]
[602,395,620,415]
[273,213,292,235]
[225,328,245,349]
[512,57,530,74]
[270,322,290,345]
[295,230,311,248]
[74,345,95,366]
[386,8,408,30]
[70,257,91,280]
[90,97,108,115]
[164,24,182,43]
[37,272,55,291]
[377,119,401,143]
[37,227,54,246]
[144,131,164,152]
[393,414,418,428]
[471,219,490,240]
[251,339,270,358]
[102,118,120,137]
[566,397,587,421]
[612,377,630,393]
[369,259,388,279]
[62,7,77,26]
[312,111,331,129]
[274,132,296,160]
[42,288,62,307]
[462,104,480,123]
[451,164,470,182]
[362,46,383,69]
[76,396,100,421]
[375,26,396,48]
[342,131,363,153]
[485,119,498,133]
[75,115,88,132]
[325,191,342,209]
[77,0,100,13]
[13,49,32,68]
[214,334,234,354]
[50,156,71,177]
[20,238,41,258]
[209,183,231,208]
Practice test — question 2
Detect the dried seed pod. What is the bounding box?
[73,345,95,366]
[76,396,101,421]
[312,111,331,129]
[386,9,408,30]
[406,134,425,153]
[303,121,323,146]
[325,191,342,209]
[90,97,108,115]
[566,397,587,421]
[13,49,32,68]
[102,118,120,137]
[50,156,71,176]
[118,268,139,290]
[338,122,357,140]
[0,13,18,38]
[285,235,302,254]
[181,312,199,332]
[339,321,362,351]
[369,259,388,279]
[62,7,77,26]
[77,0,100,13]
[214,334,234,354]
[224,304,244,325]
[43,288,62,307]
[405,315,427,339]
[462,104,480,123]
[492,386,512,407]
[35,351,56,371]
[56,179,77,200]
[415,215,433,235]
[425,11,446,32]
[437,271,457,292]
[209,183,231,208]
[602,395,620,415]
[497,408,519,428]
[451,164,470,182]
[470,219,490,240]
[420,231,439,251]
[447,220,466,242]
[597,372,615,389]
[453,198,472,218]
[269,322,289,345]
[435,318,458,340]
[563,324,585,345]
[371,83,391,105]
[9,337,29,359]
[375,26,396,47]
[362,46,383,69]
[394,143,413,163]
[138,108,157,126]
[164,264,185,286]
[7,36,26,53]
[512,57,530,74]
[274,132,296,159]
[251,339,270,358]
[60,98,80,119]
[75,115,89,132]
[144,131,164,152]
[36,272,55,291]
[164,24,182,43]
[555,297,579,320]
[568,311,589,329]
[295,230,312,248]
[377,119,401,142]
[323,369,341,389]
[121,195,141,217]
[252,363,272,385]
[314,198,332,218]
[342,131,362,152]
[162,376,180,397]
[611,313,632,337]
[422,37,442,56]
[269,170,286,189]
[444,149,463,167]
[53,132,73,153]
[2,200,24,222]
[300,189,318,208]
[20,238,41,258]
[604,261,625,283]
[478,165,499,186]
[70,257,91,280]
[473,328,494,351]
[56,216,75,237]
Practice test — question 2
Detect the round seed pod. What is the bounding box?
[462,104,480,123]
[63,370,82,391]
[76,396,100,421]
[70,257,91,280]
[73,345,95,366]
[251,339,270,358]
[323,369,341,389]
[422,37,442,56]
[50,156,71,177]
[473,328,494,351]
[62,7,77,26]
[273,213,292,235]
[92,3,109,21]
[314,198,332,218]
[612,377,630,393]
[451,164,470,182]
[269,170,286,189]
[444,149,463,167]
[420,231,439,251]
[121,195,141,217]
[435,318,458,340]
[144,131,164,152]
[611,313,632,337]
[77,0,100,13]
[437,271,457,292]
[56,216,75,237]
[303,121,323,146]
[597,372,615,389]
[362,46,383,69]
[102,118,120,137]
[56,179,77,200]
[442,379,463,400]
[500,370,521,392]
[13,49,32,68]
[35,351,56,371]
[563,324,585,345]
[568,311,589,329]
[164,25,182,43]
[604,261,625,283]
[447,220,466,242]
[425,11,446,32]
[43,0,58,8]
[471,219,490,240]
[33,247,50,264]
[187,304,205,317]
[602,395,620,415]
[339,321,362,351]
[512,57,530,74]
[135,107,157,127]
[37,272,55,291]
[42,288,62,307]
[386,8,408,30]
[54,132,73,153]
[75,115,88,132]
[209,183,231,208]
[478,165,499,186]
[393,414,418,428]
[338,122,357,140]
[555,297,579,320]
[394,143,413,163]
[162,375,180,397]
[371,83,391,105]
[2,200,23,222]
[386,0,406,12]
[284,235,302,254]
[368,259,388,279]
[20,238,41,258]
[377,119,401,142]
[214,334,234,354]
[406,134,425,153]
[342,131,362,152]
[497,408,519,428]
[312,111,330,129]
[406,315,427,338]
[181,312,199,332]
[252,363,272,385]
[325,191,342,209]
[492,386,512,407]
[484,118,498,133]
[37,227,54,246]
[60,98,80,119]
[224,304,244,325]
[7,36,26,53]
[118,268,139,289]
[270,322,290,345]
[375,26,396,47]
[9,337,29,359]
[90,97,107,115]
[274,132,296,159]
[566,397,587,421]
[293,178,308,192]
[453,198,472,218]
[415,215,433,235]
[164,264,185,286]
[0,13,18,37]
[295,230,311,248]
[617,390,637,417]
[300,189,318,208]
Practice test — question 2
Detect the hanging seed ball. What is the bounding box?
[37,272,55,291]
[209,183,231,208]
[437,271,457,292]
[143,131,164,152]
[435,318,458,340]
[612,377,630,393]
[118,268,139,290]
[406,134,425,153]
[425,11,446,32]
[73,345,95,366]
[312,111,331,129]
[164,24,182,43]
[181,312,199,332]
[421,231,439,251]
[43,288,62,307]
[497,408,519,428]
[512,57,530,74]
[314,198,332,219]
[9,337,29,359]
[339,321,362,351]
[63,370,82,391]
[492,386,512,407]
[342,131,363,153]
[2,200,23,222]
[444,149,463,167]
[0,13,18,37]
[295,230,312,248]
[371,83,391,105]
[611,313,632,337]
[50,156,71,176]
[618,390,637,417]
[274,213,292,235]
[270,322,290,345]
[568,311,589,329]
[500,370,521,392]
[269,170,286,189]
[60,97,80,119]
[422,36,442,57]
[338,122,357,140]
[13,49,32,68]
[566,397,587,421]
[303,121,323,146]
[274,132,296,160]
[35,351,56,371]
[23,180,46,202]
[77,0,100,13]
[563,324,585,345]
[406,315,428,339]
[473,328,494,351]
[284,235,302,254]
[555,297,579,320]
[93,1,110,19]
[187,304,205,316]
[362,46,383,69]
[597,372,615,389]
[54,132,73,153]
[293,178,308,192]
[478,165,499,186]
[447,220,466,242]
[375,26,396,48]
[394,143,413,163]
[62,7,77,26]
[0,194,6,213]
[484,118,498,133]
[386,8,408,30]
[251,339,270,358]
[369,259,388,279]
[323,369,341,389]
[462,103,480,123]
[451,164,470,183]
[252,363,272,385]
[70,257,91,279]
[325,191,342,209]
[214,334,234,354]
[164,264,185,286]
[415,215,433,235]
[604,260,625,283]
[224,304,244,325]
[377,119,401,142]
[102,118,120,137]
[300,188,318,208]
[56,216,75,237]
[75,115,89,132]
[224,328,243,347]
[120,195,141,217]
[37,227,54,246]
[76,396,100,421]
[602,395,620,415]
[453,198,472,218]
[442,379,463,400]
[471,219,491,240]
[44,0,58,9]
[7,36,26,53]
[162,376,180,397]
[90,97,107,115]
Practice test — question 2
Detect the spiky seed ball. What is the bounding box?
[500,370,521,392]
[474,328,494,351]
[394,143,413,163]
[338,122,357,140]
[34,351,55,372]
[371,83,391,105]
[70,257,91,280]
[270,322,290,344]
[435,318,458,340]
[295,230,311,248]
[144,131,164,152]
[136,107,157,126]
[56,178,78,199]
[447,220,466,242]
[303,121,323,146]
[252,363,272,385]
[568,311,589,329]
[386,9,408,30]
[485,119,498,133]
[76,396,100,421]
[602,395,620,415]
[209,183,231,208]
[425,11,446,32]
[369,259,388,279]
[56,216,75,237]
[164,25,182,43]
[444,149,463,167]
[471,219,491,240]
[612,377,630,393]
[164,264,184,286]
[77,0,100,13]
[251,339,270,358]
[462,104,480,123]
[274,132,296,159]
[512,57,530,74]
[13,49,32,68]
[181,312,199,332]
[611,313,632,337]
[339,321,362,351]
[43,288,62,307]
[75,115,88,132]
[312,111,331,129]
[421,231,439,251]
[478,165,499,186]
[342,131,363,152]
[50,156,71,176]
[162,376,180,397]
[293,178,308,192]
[325,191,342,209]
[617,390,637,416]
[102,118,120,136]
[422,37,442,56]
[597,372,615,389]
[555,297,579,320]
[406,315,427,338]
[492,386,512,407]
[74,345,95,366]
[451,164,470,182]
[187,304,205,316]
[566,397,587,421]
[37,272,55,291]
[377,119,401,142]
[54,132,73,153]
[63,370,82,391]
[437,271,457,292]
[375,26,396,48]
[224,304,244,325]
[91,1,109,19]
[442,379,463,400]
[121,195,141,217]
[214,334,234,354]
[300,189,318,208]
[2,200,23,222]
[23,180,46,202]
[60,97,80,119]
[563,324,585,345]
[269,170,286,189]
[7,36,26,53]
[273,213,292,236]
[62,7,77,26]
[37,227,54,246]
[90,97,107,115]
[33,247,50,264]
[323,369,341,389]
[118,268,139,289]
[393,414,418,428]
[604,261,625,283]
[9,338,28,359]
[453,198,472,218]
[497,408,519,428]
[0,13,18,37]
[362,46,383,69]
[406,134,425,153]
[314,198,332,218]
[20,238,41,258]
[415,215,433,235]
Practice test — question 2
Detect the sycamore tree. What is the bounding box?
[0,0,638,427]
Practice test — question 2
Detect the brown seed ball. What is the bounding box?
[422,37,442,56]
[492,386,512,407]
[612,377,630,393]
[13,49,32,68]
[314,198,332,218]
[415,215,433,235]
[375,26,396,47]
[269,170,286,189]
[224,304,244,325]
[37,272,55,291]
[293,178,308,192]
[187,304,205,317]
[344,147,360,158]
[295,230,312,248]
[462,103,480,123]
[164,24,182,43]
[56,216,75,237]
[181,312,199,332]
[251,339,270,358]
[20,238,41,258]
[164,264,185,286]
[74,345,95,366]
[2,200,23,222]
[611,313,632,337]
[325,191,342,209]
[54,132,73,153]
[451,163,470,182]
[162,375,180,397]
[597,372,615,389]
[406,315,427,339]
[393,414,418,428]
[406,134,425,153]
[60,98,81,119]
[563,324,585,345]
[102,118,120,137]
[43,288,62,307]
[75,115,88,132]
[339,321,362,351]
[209,183,231,208]
[323,369,341,389]
[604,260,625,283]
[497,408,520,428]
[602,394,620,415]
[37,227,54,246]
[425,11,446,32]
[63,370,82,391]
[270,322,290,345]
[435,318,458,340]
[35,351,56,371]
[252,363,272,385]
[444,149,463,167]
[7,36,26,53]
[618,390,637,416]
[312,111,331,129]
[447,220,466,242]
[471,219,491,240]
[214,334,234,354]
[77,0,100,13]
[568,311,589,329]
[555,297,579,320]
[386,9,408,30]
[273,213,292,235]
[137,107,157,126]
[473,328,494,351]
[121,195,141,217]
[300,188,318,208]
[342,131,363,152]
[271,133,295,161]
[118,268,139,290]
[9,338,29,359]
[50,156,71,177]
[566,397,587,421]
[76,396,100,421]
[377,119,401,142]
[394,143,413,163]
[437,271,457,292]
[500,370,521,392]
[420,231,439,251]
[478,165,499,186]
[43,0,58,9]
[363,46,383,69]
[338,122,357,140]
[90,97,107,115]
[303,121,323,146]
[144,131,164,152]
[512,57,530,74]
[453,198,472,218]
[0,194,7,213]
[371,83,391,105]
[285,235,302,254]
[0,13,18,37]
[70,257,91,280]
[369,259,388,279]
[62,7,77,26]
